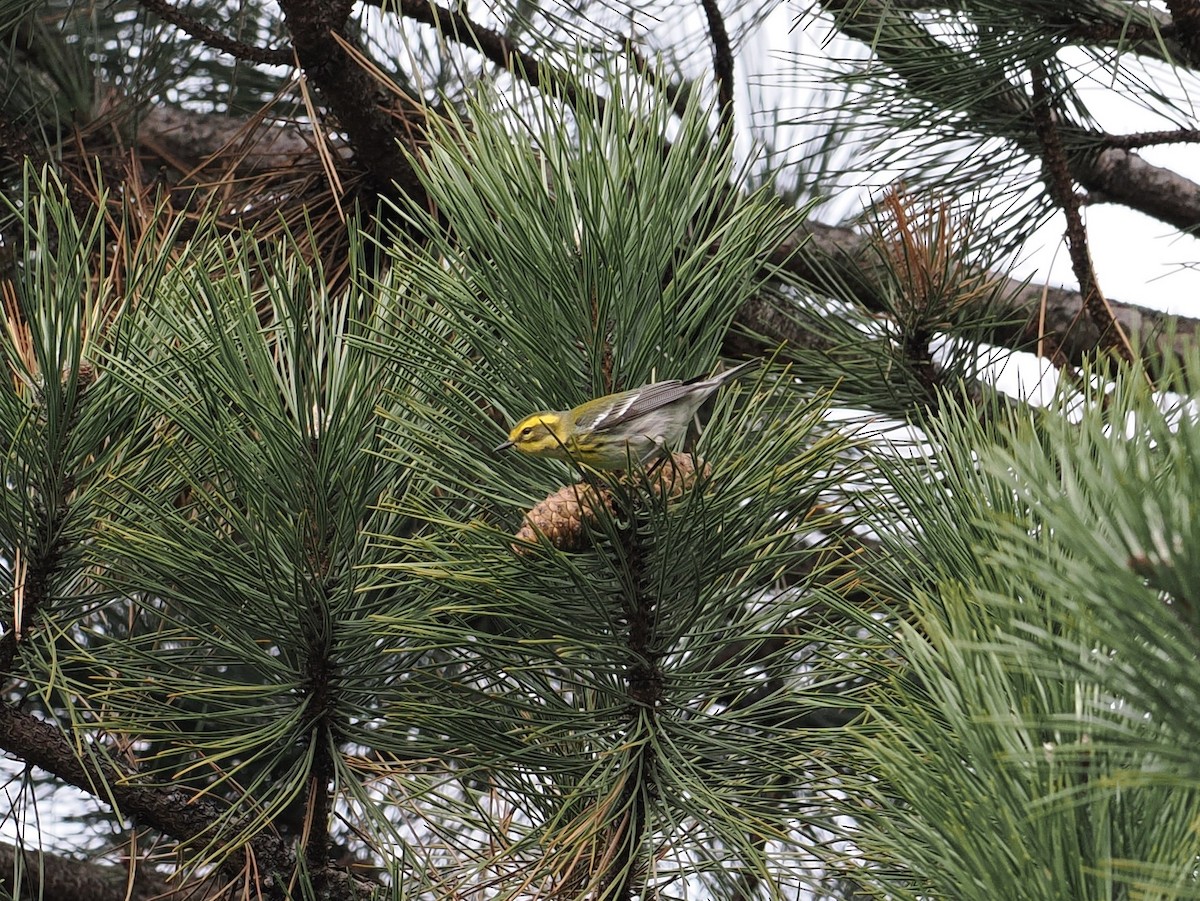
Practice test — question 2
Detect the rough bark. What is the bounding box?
[275,0,425,203]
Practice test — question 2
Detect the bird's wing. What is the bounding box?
[575,361,758,433]
[577,380,690,431]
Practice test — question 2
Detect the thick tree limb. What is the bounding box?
[762,221,1200,366]
[1082,148,1200,233]
[277,0,425,203]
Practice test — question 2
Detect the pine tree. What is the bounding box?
[1,2,1199,900]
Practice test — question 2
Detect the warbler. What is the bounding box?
[494,359,759,470]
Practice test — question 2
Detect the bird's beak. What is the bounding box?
[493,439,515,453]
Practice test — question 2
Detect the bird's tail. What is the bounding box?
[712,358,762,385]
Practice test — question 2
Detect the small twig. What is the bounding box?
[699,0,735,136]
[1028,59,1136,365]
[395,0,581,105]
[135,0,292,66]
[1102,128,1200,150]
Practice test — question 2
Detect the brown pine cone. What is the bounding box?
[513,453,710,553]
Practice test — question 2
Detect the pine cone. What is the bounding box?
[513,453,710,553]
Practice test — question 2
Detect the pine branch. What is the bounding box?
[300,588,340,878]
[126,99,1200,370]
[30,89,1200,374]
[2,840,156,901]
[864,0,1193,65]
[0,840,224,901]
[0,359,93,675]
[390,0,597,114]
[1082,147,1200,233]
[135,0,293,65]
[130,99,1200,371]
[1028,59,1133,364]
[0,543,59,675]
[610,512,663,899]
[700,0,735,136]
[1103,128,1200,150]
[816,0,1200,234]
[761,222,1200,368]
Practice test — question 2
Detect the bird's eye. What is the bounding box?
[520,427,532,437]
